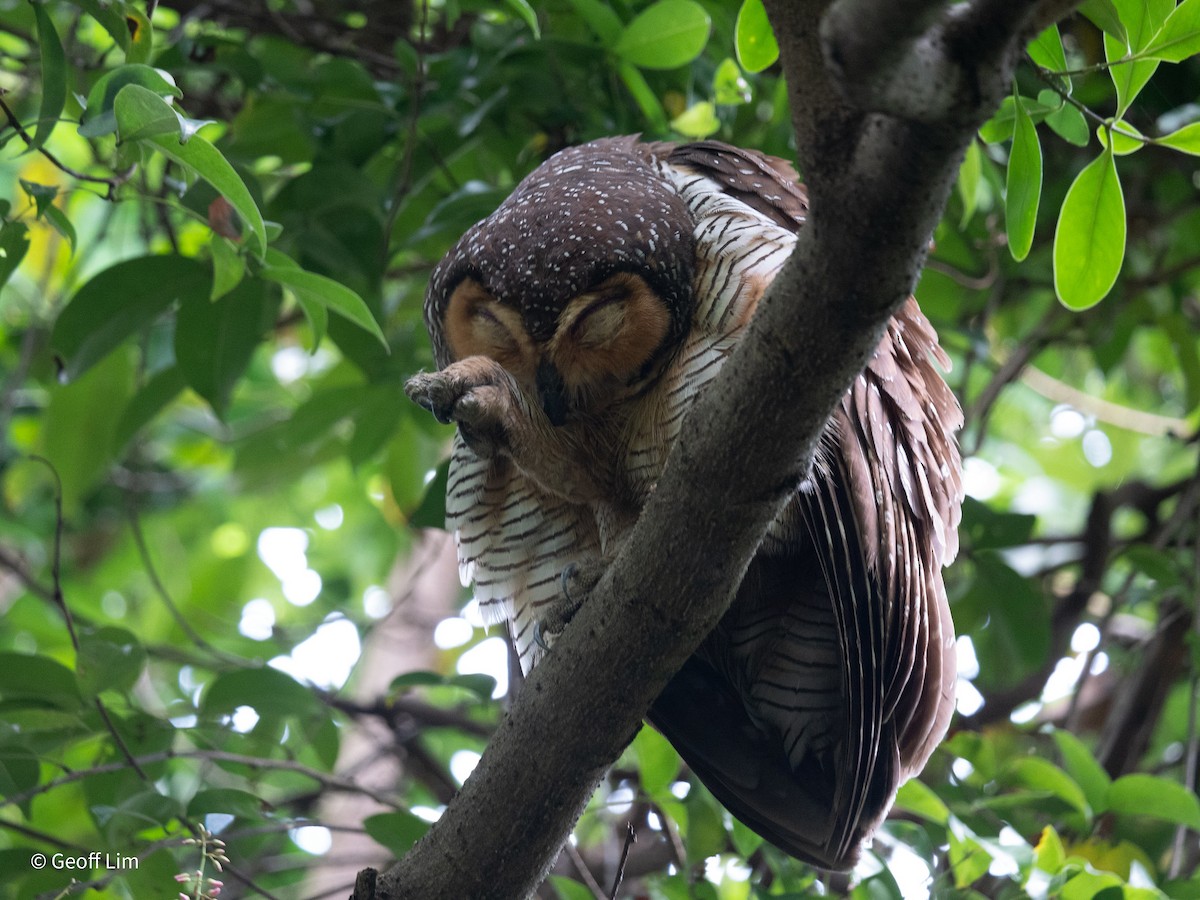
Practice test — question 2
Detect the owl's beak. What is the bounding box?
[536,359,569,427]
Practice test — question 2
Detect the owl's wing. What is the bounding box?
[446,434,601,673]
[651,142,960,868]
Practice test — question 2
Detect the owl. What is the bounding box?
[406,136,962,870]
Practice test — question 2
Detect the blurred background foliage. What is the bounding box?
[1,0,1199,898]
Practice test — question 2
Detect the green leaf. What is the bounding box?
[175,279,278,418]
[381,412,441,509]
[187,788,269,819]
[894,778,950,825]
[959,497,1037,550]
[1096,119,1146,155]
[234,387,361,486]
[20,179,58,217]
[0,652,82,710]
[41,349,135,516]
[503,0,540,38]
[1143,0,1200,62]
[348,388,402,467]
[564,0,623,44]
[144,132,268,257]
[735,0,778,73]
[388,671,446,692]
[67,0,130,50]
[1034,824,1067,873]
[954,552,1049,691]
[948,819,993,888]
[1052,730,1112,815]
[113,83,185,143]
[77,627,146,699]
[1028,25,1068,71]
[30,1,67,154]
[728,817,764,858]
[0,221,30,291]
[617,63,668,131]
[634,725,680,797]
[684,785,726,865]
[43,205,76,253]
[448,673,497,699]
[1006,97,1042,262]
[0,748,40,816]
[670,101,719,138]
[210,235,246,300]
[406,457,449,529]
[261,261,387,350]
[201,667,320,720]
[51,255,208,380]
[1053,147,1125,310]
[1078,0,1127,44]
[113,365,187,451]
[614,0,711,70]
[957,140,983,226]
[1004,756,1091,817]
[364,810,430,855]
[548,876,598,900]
[1104,0,1172,115]
[1106,773,1200,829]
[1045,102,1089,146]
[1158,120,1200,155]
[123,7,153,63]
[713,58,751,106]
[79,64,181,138]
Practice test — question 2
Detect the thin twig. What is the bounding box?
[2,748,403,814]
[27,456,150,781]
[125,498,251,666]
[564,842,606,900]
[0,95,133,199]
[1169,470,1200,878]
[609,823,636,900]
[0,545,55,601]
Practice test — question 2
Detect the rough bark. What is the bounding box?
[356,2,1076,897]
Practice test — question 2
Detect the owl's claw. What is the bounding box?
[532,620,553,653]
[404,361,516,457]
[532,560,608,654]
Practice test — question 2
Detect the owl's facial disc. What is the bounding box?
[443,273,671,426]
[443,280,537,382]
[546,272,671,412]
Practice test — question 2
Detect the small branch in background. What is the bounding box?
[609,824,636,900]
[963,304,1064,454]
[1021,365,1192,438]
[563,843,606,900]
[0,95,133,199]
[125,499,251,667]
[1169,499,1200,877]
[1094,599,1193,777]
[1,748,404,815]
[0,544,55,602]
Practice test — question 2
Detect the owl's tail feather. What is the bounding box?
[647,658,883,871]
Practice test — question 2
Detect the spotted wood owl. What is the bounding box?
[407,136,962,870]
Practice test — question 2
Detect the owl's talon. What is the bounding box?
[561,558,606,604]
[404,363,516,458]
[559,562,581,601]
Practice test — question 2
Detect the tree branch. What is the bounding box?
[820,0,1080,125]
[364,3,1059,897]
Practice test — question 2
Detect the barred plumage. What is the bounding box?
[409,136,962,870]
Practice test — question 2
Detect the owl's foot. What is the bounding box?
[405,358,520,458]
[531,560,608,652]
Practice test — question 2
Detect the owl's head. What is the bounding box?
[424,137,696,425]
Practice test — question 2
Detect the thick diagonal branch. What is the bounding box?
[364,3,1057,897]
